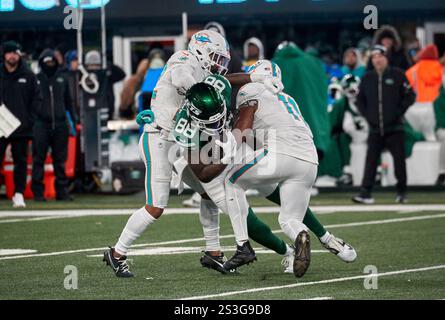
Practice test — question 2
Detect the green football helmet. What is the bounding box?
[185,82,227,135]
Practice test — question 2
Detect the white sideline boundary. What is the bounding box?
[179,265,445,300]
[0,204,445,219]
[0,213,444,261]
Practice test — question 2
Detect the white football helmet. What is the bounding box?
[188,30,231,75]
[247,59,282,82]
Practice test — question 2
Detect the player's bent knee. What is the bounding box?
[145,204,164,219]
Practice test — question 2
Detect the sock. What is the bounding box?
[115,207,156,256]
[303,207,327,238]
[199,199,221,252]
[319,231,331,244]
[285,244,293,256]
[266,187,327,239]
[236,240,248,247]
[247,207,287,255]
[266,187,281,205]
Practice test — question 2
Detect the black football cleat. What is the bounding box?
[200,251,231,275]
[103,247,134,278]
[293,230,311,278]
[223,241,257,272]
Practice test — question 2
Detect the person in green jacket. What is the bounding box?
[272,41,331,159]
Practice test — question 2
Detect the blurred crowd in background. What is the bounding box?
[1,21,445,207]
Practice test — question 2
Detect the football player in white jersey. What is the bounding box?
[175,62,356,277]
[103,31,281,277]
[223,60,323,277]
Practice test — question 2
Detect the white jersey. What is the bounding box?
[150,50,210,132]
[236,82,318,165]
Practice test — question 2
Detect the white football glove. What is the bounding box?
[215,131,237,165]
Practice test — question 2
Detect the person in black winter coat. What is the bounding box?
[367,25,410,71]
[0,41,42,208]
[353,45,416,205]
[31,49,75,201]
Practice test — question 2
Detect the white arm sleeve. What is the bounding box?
[170,64,197,95]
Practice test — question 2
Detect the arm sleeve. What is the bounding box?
[170,63,197,93]
[399,73,416,115]
[110,64,126,84]
[29,75,42,123]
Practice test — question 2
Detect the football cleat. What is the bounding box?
[293,230,311,278]
[281,245,295,274]
[223,241,257,271]
[200,251,230,275]
[352,191,375,204]
[103,247,134,278]
[320,233,357,263]
[182,192,201,208]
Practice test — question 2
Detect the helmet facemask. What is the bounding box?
[208,51,230,75]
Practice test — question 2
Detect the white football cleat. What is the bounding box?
[320,232,357,263]
[281,247,294,274]
[182,192,201,208]
[12,192,26,208]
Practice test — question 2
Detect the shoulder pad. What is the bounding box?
[168,50,196,66]
[236,82,264,107]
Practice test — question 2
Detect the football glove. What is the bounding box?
[215,130,237,165]
[136,109,155,126]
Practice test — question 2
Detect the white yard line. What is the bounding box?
[179,265,445,300]
[86,247,328,258]
[301,297,333,300]
[0,216,71,223]
[0,213,444,261]
[0,204,444,219]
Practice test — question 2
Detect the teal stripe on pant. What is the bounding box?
[143,132,153,205]
[229,149,269,184]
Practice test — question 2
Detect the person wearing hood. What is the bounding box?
[367,25,410,71]
[205,21,243,75]
[341,48,366,78]
[272,41,331,159]
[62,50,80,120]
[85,50,126,120]
[405,44,443,141]
[0,41,42,208]
[31,49,75,201]
[242,37,265,72]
